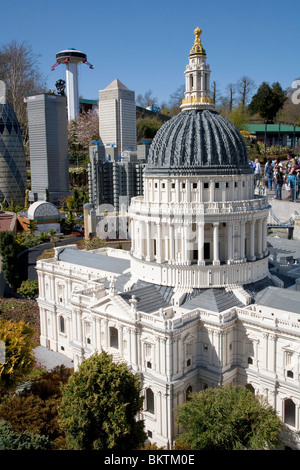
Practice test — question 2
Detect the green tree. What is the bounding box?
[0,40,46,139]
[228,104,250,131]
[236,75,255,108]
[168,84,185,115]
[0,421,53,450]
[79,236,107,251]
[24,219,38,234]
[176,385,282,450]
[136,89,157,108]
[249,81,287,121]
[0,320,35,390]
[0,366,72,449]
[0,231,21,291]
[59,351,147,450]
[17,279,39,299]
[136,118,162,143]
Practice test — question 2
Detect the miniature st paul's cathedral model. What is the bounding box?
[36,28,300,449]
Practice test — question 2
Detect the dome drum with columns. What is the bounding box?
[129,28,270,293]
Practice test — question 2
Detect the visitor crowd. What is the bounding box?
[249,152,300,202]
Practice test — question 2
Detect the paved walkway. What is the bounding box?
[34,345,74,371]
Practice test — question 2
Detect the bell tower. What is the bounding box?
[181,27,215,111]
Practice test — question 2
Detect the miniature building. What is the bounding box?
[36,29,300,449]
[99,79,137,156]
[25,93,71,204]
[0,81,26,207]
[18,201,61,234]
[88,142,146,212]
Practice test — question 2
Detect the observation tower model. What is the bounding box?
[51,48,93,121]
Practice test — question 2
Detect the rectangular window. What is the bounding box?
[286,352,292,366]
[204,182,209,189]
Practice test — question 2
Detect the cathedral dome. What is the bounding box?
[146,109,250,176]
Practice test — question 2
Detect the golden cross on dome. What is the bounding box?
[190,27,206,56]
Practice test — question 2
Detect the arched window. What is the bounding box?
[110,327,118,349]
[186,386,193,402]
[59,316,65,334]
[146,388,154,414]
[284,399,296,427]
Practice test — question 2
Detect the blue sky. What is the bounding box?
[2,0,299,106]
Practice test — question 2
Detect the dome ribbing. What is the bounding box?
[146,109,250,176]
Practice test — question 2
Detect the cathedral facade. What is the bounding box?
[36,29,300,449]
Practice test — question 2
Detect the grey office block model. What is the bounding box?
[26,94,70,204]
[99,79,137,156]
[88,142,146,212]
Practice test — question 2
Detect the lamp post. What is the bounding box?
[264,121,267,162]
[278,121,281,159]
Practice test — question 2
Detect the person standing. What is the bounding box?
[264,158,274,190]
[254,158,262,188]
[273,165,283,200]
[287,162,297,202]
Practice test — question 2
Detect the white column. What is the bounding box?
[156,221,162,264]
[200,71,204,91]
[209,180,214,202]
[169,223,175,263]
[198,222,205,266]
[262,217,268,256]
[146,221,152,261]
[240,221,246,262]
[184,224,190,265]
[139,221,145,259]
[131,219,135,255]
[227,222,233,265]
[248,220,256,261]
[213,222,220,265]
[257,219,263,259]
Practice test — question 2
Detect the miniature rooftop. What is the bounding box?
[41,246,300,315]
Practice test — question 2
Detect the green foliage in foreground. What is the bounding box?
[0,319,35,390]
[176,385,282,450]
[0,365,73,449]
[59,351,147,450]
[0,420,53,450]
[17,279,39,299]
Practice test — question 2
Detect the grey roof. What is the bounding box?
[243,277,277,299]
[146,109,250,176]
[181,288,244,312]
[255,286,300,314]
[120,283,172,313]
[103,272,132,292]
[267,236,300,261]
[57,248,130,274]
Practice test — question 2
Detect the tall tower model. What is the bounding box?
[181,27,214,111]
[26,93,70,204]
[51,48,93,121]
[0,81,26,207]
[129,28,270,290]
[99,79,137,156]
